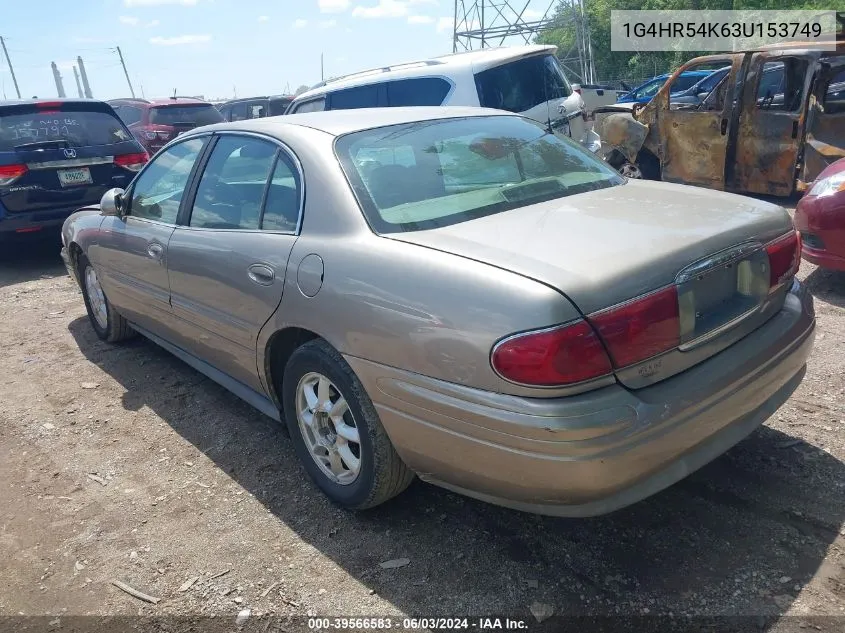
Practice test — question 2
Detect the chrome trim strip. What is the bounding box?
[26,156,115,170]
[675,241,763,284]
[678,305,761,352]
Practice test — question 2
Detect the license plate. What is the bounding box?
[57,167,93,187]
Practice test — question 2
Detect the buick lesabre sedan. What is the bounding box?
[61,107,815,517]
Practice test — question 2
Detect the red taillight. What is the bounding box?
[114,152,149,172]
[0,163,28,186]
[491,320,613,386]
[36,101,62,114]
[765,230,800,289]
[588,286,680,368]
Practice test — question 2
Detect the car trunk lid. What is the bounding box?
[389,179,798,388]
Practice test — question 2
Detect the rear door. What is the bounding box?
[90,136,208,337]
[165,133,302,391]
[0,101,144,215]
[730,52,815,196]
[659,56,739,189]
[801,57,845,186]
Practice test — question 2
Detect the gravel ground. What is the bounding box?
[0,222,843,631]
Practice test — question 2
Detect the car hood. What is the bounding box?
[388,180,792,314]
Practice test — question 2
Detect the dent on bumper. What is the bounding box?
[346,279,815,517]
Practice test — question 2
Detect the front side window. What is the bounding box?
[475,54,572,113]
[128,137,206,223]
[335,115,624,234]
[756,58,808,112]
[189,136,277,230]
[292,97,325,114]
[636,79,663,100]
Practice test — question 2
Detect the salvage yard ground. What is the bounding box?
[1,200,844,626]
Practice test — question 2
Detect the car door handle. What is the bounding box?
[720,118,728,135]
[248,263,275,285]
[791,120,799,139]
[147,243,164,260]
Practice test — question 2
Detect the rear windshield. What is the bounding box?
[0,108,132,151]
[475,54,572,113]
[149,104,223,126]
[335,115,624,234]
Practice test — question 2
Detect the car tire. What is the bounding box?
[282,339,414,510]
[78,254,136,343]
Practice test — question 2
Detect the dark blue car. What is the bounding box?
[0,99,147,240]
[617,71,713,104]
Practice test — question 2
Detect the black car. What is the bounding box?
[0,99,147,240]
[217,95,294,121]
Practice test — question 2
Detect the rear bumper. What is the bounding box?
[346,279,815,517]
[0,204,81,236]
[801,244,845,271]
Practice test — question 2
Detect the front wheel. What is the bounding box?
[282,339,414,509]
[78,254,136,343]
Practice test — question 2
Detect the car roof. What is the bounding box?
[193,106,514,138]
[220,95,294,106]
[1,98,109,108]
[293,45,557,102]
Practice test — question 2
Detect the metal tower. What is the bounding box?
[452,0,596,83]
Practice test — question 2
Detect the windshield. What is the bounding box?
[335,115,624,234]
[149,104,223,126]
[0,108,132,150]
[475,54,572,113]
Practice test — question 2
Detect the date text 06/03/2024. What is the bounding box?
[306,617,529,630]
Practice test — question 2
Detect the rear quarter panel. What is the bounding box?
[254,125,585,398]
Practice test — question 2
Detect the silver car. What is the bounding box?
[60,107,815,517]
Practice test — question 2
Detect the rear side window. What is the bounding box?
[149,104,223,126]
[475,54,572,113]
[671,74,705,92]
[756,58,808,112]
[824,69,845,114]
[386,78,451,106]
[0,108,133,151]
[189,136,278,230]
[329,85,381,110]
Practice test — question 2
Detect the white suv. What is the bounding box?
[286,45,601,153]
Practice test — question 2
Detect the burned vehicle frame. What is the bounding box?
[595,41,845,197]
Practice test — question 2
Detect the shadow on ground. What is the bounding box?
[804,267,845,309]
[67,317,845,625]
[0,234,65,289]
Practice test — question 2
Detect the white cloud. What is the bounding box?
[408,14,434,24]
[258,15,270,22]
[319,19,337,28]
[119,15,140,25]
[149,34,211,45]
[293,18,309,28]
[318,0,349,13]
[352,0,407,19]
[125,0,199,5]
[522,8,544,20]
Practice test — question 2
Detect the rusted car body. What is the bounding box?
[595,40,845,196]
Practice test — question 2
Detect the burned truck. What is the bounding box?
[594,41,845,197]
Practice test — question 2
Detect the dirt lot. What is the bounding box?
[1,219,844,630]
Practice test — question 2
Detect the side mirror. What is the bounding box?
[100,188,125,217]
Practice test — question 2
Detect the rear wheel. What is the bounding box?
[282,339,414,509]
[78,254,136,343]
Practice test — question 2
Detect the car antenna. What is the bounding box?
[172,88,177,100]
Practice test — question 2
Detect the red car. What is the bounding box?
[794,157,845,271]
[107,97,223,156]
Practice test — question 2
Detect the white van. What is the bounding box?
[286,45,601,153]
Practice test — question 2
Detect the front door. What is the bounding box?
[659,56,739,189]
[801,57,845,187]
[731,52,815,196]
[165,133,302,392]
[90,136,208,336]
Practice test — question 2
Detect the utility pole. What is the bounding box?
[72,66,84,98]
[77,57,93,98]
[51,62,67,98]
[0,36,21,98]
[115,46,136,97]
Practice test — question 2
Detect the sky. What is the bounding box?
[0,0,556,102]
